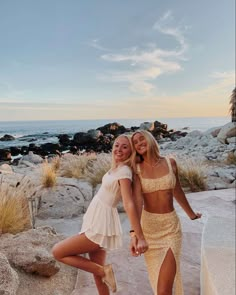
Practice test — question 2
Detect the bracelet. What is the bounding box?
[129,230,136,238]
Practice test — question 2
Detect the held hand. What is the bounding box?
[191,212,202,220]
[135,238,149,255]
[129,236,139,257]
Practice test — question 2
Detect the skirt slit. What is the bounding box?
[141,209,184,295]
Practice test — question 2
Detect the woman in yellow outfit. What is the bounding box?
[130,130,201,295]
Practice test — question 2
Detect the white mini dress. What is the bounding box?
[80,165,132,250]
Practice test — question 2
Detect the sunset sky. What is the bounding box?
[0,0,235,121]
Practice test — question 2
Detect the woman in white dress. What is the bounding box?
[52,134,148,294]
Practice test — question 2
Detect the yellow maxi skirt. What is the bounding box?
[141,209,184,295]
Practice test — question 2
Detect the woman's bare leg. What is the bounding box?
[157,248,176,295]
[89,248,110,295]
[52,233,105,277]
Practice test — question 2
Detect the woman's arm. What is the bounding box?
[171,158,202,220]
[132,174,144,220]
[129,174,144,256]
[119,178,148,253]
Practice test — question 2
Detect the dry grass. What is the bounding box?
[41,161,57,188]
[177,158,208,192]
[50,155,61,171]
[0,180,32,235]
[84,153,112,187]
[58,153,96,179]
[225,151,236,165]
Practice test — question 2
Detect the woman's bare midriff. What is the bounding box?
[143,189,174,213]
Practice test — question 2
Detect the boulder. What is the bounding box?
[203,126,221,137]
[226,136,236,144]
[0,227,78,295]
[0,163,13,174]
[0,149,11,161]
[0,227,60,277]
[0,134,15,141]
[19,151,44,165]
[97,122,127,136]
[139,122,154,131]
[35,178,93,219]
[58,134,71,145]
[217,122,236,144]
[0,253,19,295]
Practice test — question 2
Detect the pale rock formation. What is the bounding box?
[0,227,78,295]
[35,177,93,219]
[226,136,236,144]
[217,122,236,144]
[0,163,13,174]
[19,151,44,165]
[203,126,221,137]
[0,253,19,295]
[0,227,60,277]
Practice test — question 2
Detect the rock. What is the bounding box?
[0,149,12,161]
[58,134,71,145]
[226,136,236,144]
[186,130,203,138]
[97,122,127,136]
[87,129,103,139]
[216,169,235,184]
[0,227,78,295]
[40,143,62,155]
[217,122,236,144]
[139,122,154,131]
[35,178,93,219]
[0,253,19,295]
[73,132,97,145]
[0,227,60,277]
[10,146,22,156]
[203,126,221,137]
[19,151,44,165]
[0,163,13,174]
[0,134,15,141]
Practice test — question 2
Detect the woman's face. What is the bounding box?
[113,136,132,163]
[132,132,148,155]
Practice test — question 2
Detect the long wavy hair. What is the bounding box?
[131,130,160,163]
[111,134,136,170]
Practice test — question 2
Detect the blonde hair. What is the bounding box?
[111,134,136,170]
[131,130,160,163]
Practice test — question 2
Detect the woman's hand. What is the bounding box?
[130,236,148,256]
[130,236,139,257]
[135,238,148,256]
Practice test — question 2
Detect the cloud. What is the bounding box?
[92,11,188,95]
[210,71,235,82]
[87,39,110,51]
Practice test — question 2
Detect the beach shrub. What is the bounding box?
[84,153,112,187]
[177,158,207,192]
[58,153,96,179]
[225,151,236,165]
[41,161,57,188]
[0,180,32,234]
[50,155,61,171]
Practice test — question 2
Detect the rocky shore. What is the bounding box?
[0,120,235,295]
[0,120,187,161]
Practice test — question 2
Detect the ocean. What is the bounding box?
[0,116,230,149]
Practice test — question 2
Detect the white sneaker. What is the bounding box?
[102,264,117,293]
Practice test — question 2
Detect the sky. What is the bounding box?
[0,0,235,121]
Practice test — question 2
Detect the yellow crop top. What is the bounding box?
[137,157,176,193]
